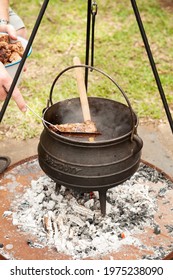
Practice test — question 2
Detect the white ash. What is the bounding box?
[6,164,165,259]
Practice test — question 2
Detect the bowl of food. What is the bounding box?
[0,32,32,83]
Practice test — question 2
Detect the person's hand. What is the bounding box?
[0,23,17,41]
[0,62,26,112]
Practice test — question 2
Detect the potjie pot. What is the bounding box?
[37,65,143,215]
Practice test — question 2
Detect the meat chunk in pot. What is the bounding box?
[50,120,98,134]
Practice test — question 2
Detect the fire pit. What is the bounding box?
[0,156,173,260]
[38,66,143,215]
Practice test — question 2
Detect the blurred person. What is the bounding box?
[0,0,27,173]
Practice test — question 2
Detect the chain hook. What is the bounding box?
[90,1,98,70]
[91,1,98,16]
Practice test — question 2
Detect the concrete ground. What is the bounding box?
[0,122,173,177]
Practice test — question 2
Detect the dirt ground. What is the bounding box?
[159,0,173,11]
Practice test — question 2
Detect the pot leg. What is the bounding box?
[99,189,107,216]
[55,183,61,194]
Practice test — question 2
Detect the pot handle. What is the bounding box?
[49,64,137,138]
[132,135,143,154]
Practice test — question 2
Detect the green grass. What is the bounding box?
[1,0,173,139]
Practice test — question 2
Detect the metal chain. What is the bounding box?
[91,1,98,69]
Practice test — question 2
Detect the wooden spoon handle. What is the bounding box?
[73,56,91,122]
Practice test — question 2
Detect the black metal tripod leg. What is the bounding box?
[131,0,173,133]
[85,0,92,90]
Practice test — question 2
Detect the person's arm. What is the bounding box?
[0,0,17,40]
[0,62,26,112]
[0,0,9,23]
[0,1,26,112]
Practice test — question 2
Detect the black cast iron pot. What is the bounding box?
[38,65,143,215]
